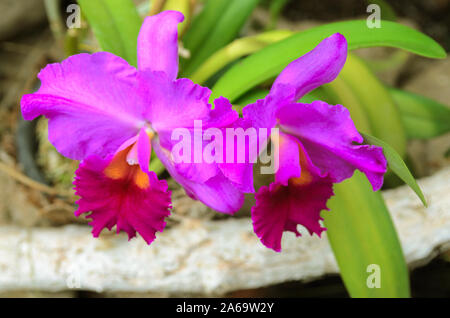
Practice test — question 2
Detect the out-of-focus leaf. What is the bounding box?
[191,30,292,84]
[335,53,407,157]
[78,0,142,66]
[162,0,192,36]
[389,88,450,139]
[324,171,410,297]
[181,0,261,76]
[149,0,166,15]
[211,19,446,102]
[363,50,409,73]
[267,0,290,30]
[234,82,374,134]
[149,156,165,176]
[361,132,427,206]
[320,78,373,134]
[366,0,397,21]
[182,0,230,59]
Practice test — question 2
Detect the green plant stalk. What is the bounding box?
[44,0,65,43]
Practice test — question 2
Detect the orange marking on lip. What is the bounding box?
[104,148,130,180]
[104,145,150,189]
[133,166,150,189]
[290,140,315,187]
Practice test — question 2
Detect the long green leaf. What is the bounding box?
[267,0,290,30]
[211,20,446,102]
[181,0,261,76]
[361,132,427,206]
[389,88,450,139]
[324,172,410,297]
[320,78,373,134]
[366,0,397,21]
[191,30,293,84]
[334,54,407,157]
[182,0,230,60]
[78,0,142,66]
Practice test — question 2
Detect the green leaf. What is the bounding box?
[78,0,142,66]
[366,0,397,21]
[361,132,427,206]
[149,156,165,176]
[190,30,292,84]
[181,0,261,76]
[182,0,230,60]
[267,0,290,30]
[324,172,410,297]
[162,0,192,36]
[389,88,450,139]
[211,19,446,102]
[320,78,373,134]
[333,53,407,157]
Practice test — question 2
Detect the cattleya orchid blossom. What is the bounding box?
[20,8,387,250]
[243,33,387,252]
[20,11,253,244]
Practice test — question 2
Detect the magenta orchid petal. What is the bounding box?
[21,10,259,244]
[277,101,387,191]
[117,135,139,154]
[252,177,333,252]
[137,71,211,135]
[274,132,301,186]
[252,142,334,252]
[241,95,282,168]
[167,98,239,185]
[206,97,240,128]
[21,52,143,160]
[270,33,348,103]
[74,153,171,244]
[173,161,219,184]
[242,95,278,135]
[137,127,152,172]
[146,87,247,189]
[137,10,184,80]
[153,139,245,214]
[216,116,256,193]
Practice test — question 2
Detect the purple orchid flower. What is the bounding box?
[243,33,388,252]
[20,11,253,244]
